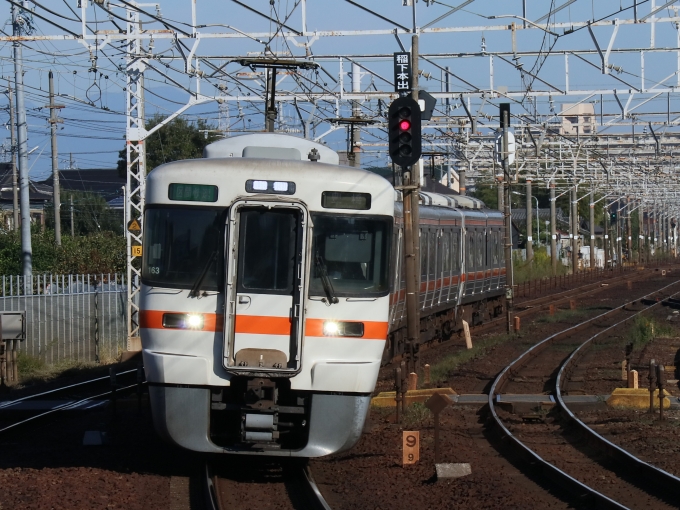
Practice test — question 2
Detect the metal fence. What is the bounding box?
[0,273,127,364]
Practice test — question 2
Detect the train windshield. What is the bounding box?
[309,214,391,297]
[142,206,225,291]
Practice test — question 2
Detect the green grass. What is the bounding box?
[428,332,515,385]
[402,402,432,429]
[537,309,589,324]
[626,317,675,350]
[513,246,568,284]
[15,351,119,386]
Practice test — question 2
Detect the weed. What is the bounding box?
[537,309,588,323]
[402,402,431,428]
[428,332,514,385]
[16,352,114,386]
[627,317,675,350]
[513,247,568,284]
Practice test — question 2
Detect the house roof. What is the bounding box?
[40,168,125,200]
[0,162,53,205]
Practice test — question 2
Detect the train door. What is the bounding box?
[223,201,307,374]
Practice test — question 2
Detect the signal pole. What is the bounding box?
[408,31,420,371]
[12,3,32,276]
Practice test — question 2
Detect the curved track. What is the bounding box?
[205,460,331,510]
[488,278,680,509]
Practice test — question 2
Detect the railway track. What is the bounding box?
[489,278,680,509]
[0,366,143,434]
[205,459,331,510]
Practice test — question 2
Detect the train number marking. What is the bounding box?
[402,431,420,466]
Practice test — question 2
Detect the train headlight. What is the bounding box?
[322,321,364,337]
[162,313,204,330]
[323,321,340,336]
[186,314,204,329]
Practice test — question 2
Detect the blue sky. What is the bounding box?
[1,0,676,181]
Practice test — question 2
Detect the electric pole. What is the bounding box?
[48,71,63,246]
[500,103,513,333]
[7,78,17,231]
[590,188,595,270]
[526,177,533,263]
[550,180,557,275]
[70,195,74,237]
[12,3,32,276]
[350,62,361,168]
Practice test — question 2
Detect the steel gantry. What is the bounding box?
[5,0,680,338]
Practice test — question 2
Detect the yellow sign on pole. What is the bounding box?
[127,218,141,232]
[402,431,420,466]
[131,245,143,257]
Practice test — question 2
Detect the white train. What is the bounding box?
[140,133,505,456]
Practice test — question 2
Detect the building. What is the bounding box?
[560,103,596,136]
[40,168,126,202]
[0,163,53,230]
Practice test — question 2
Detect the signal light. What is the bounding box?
[388,96,421,167]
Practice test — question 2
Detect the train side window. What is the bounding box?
[467,233,475,269]
[419,230,425,278]
[452,231,459,271]
[443,231,451,274]
[492,231,499,264]
[477,232,484,267]
[429,229,437,277]
[497,230,503,262]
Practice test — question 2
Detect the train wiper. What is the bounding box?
[189,250,217,298]
[315,252,339,305]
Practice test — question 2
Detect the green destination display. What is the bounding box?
[321,191,371,210]
[168,183,218,202]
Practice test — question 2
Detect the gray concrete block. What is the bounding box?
[436,463,471,479]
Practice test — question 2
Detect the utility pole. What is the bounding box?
[350,62,361,168]
[604,207,610,269]
[626,197,632,264]
[501,104,513,333]
[571,178,578,273]
[48,71,63,246]
[550,180,557,275]
[266,68,277,132]
[7,79,17,231]
[70,195,74,237]
[526,178,533,263]
[12,3,32,276]
[590,188,595,270]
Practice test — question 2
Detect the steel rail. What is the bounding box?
[0,368,137,409]
[0,382,143,434]
[488,278,680,509]
[556,293,680,503]
[204,461,332,510]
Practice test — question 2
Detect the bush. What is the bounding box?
[0,229,126,275]
[513,246,567,284]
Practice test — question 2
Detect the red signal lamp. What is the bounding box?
[399,119,411,131]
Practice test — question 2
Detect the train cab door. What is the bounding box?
[223,200,307,374]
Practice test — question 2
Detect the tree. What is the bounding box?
[117,114,221,176]
[45,191,122,236]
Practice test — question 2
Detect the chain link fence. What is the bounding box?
[0,274,127,364]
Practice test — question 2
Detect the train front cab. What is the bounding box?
[141,157,394,457]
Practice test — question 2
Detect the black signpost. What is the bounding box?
[393,52,412,94]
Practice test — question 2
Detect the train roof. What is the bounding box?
[145,157,394,215]
[394,189,487,210]
[203,133,339,165]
